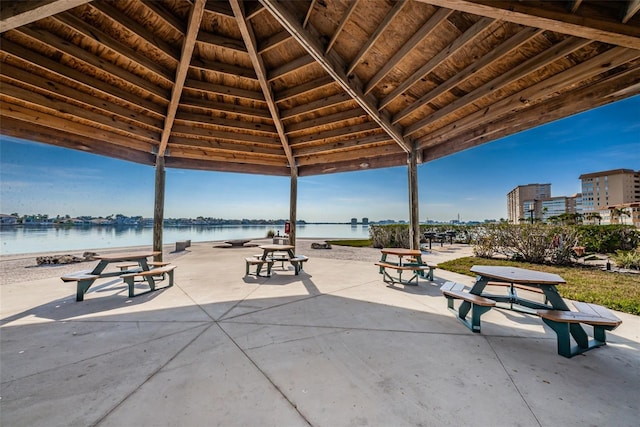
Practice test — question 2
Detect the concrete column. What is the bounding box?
[153,155,165,262]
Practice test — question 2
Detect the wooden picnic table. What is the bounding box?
[62,251,160,301]
[375,248,436,285]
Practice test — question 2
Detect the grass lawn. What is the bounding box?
[325,239,372,247]
[438,257,640,316]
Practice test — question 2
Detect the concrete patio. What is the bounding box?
[1,241,638,426]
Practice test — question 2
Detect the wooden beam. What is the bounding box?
[294,134,394,157]
[267,54,316,82]
[0,81,159,142]
[169,126,280,146]
[0,61,163,131]
[346,0,407,75]
[157,0,205,156]
[408,145,420,250]
[0,0,92,33]
[303,0,317,29]
[0,116,156,166]
[421,63,640,163]
[230,0,296,170]
[165,157,290,176]
[196,31,248,54]
[275,75,335,103]
[415,0,640,50]
[569,1,583,14]
[51,12,174,86]
[14,26,170,100]
[184,79,265,103]
[179,95,272,120]
[365,7,454,95]
[418,47,640,148]
[258,30,291,54]
[280,92,353,120]
[285,109,367,134]
[392,27,543,124]
[298,153,407,176]
[623,0,640,24]
[297,143,402,166]
[153,155,165,262]
[169,136,283,156]
[379,16,495,111]
[405,36,592,137]
[325,0,360,54]
[0,37,167,118]
[174,111,278,135]
[260,0,412,153]
[289,121,382,146]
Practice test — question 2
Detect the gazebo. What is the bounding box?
[2,0,639,256]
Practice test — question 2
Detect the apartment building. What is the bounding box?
[580,169,640,215]
[541,194,582,222]
[507,183,551,223]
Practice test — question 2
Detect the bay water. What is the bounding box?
[0,224,371,256]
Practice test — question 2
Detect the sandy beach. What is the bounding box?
[0,238,472,286]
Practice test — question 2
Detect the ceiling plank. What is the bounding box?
[196,30,248,54]
[267,54,316,82]
[230,0,295,169]
[421,62,640,163]
[0,0,92,33]
[404,36,592,137]
[418,47,640,147]
[51,12,174,86]
[325,0,360,54]
[157,0,206,156]
[289,122,383,146]
[169,125,279,146]
[179,95,272,120]
[280,92,353,120]
[15,26,170,100]
[415,0,640,50]
[0,37,167,117]
[184,79,266,103]
[275,75,335,103]
[623,0,640,24]
[260,0,412,153]
[379,16,495,111]
[346,0,407,75]
[393,26,543,124]
[293,133,393,157]
[364,7,454,95]
[285,109,367,134]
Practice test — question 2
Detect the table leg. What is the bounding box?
[460,276,490,319]
[256,251,269,275]
[542,286,590,345]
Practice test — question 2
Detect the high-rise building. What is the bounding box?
[580,169,640,217]
[507,184,551,223]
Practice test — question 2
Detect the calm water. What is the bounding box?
[0,224,371,255]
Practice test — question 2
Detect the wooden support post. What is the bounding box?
[153,155,165,262]
[408,145,420,250]
[289,169,297,250]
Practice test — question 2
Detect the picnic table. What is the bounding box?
[374,248,436,286]
[444,265,622,357]
[251,244,308,276]
[61,251,161,301]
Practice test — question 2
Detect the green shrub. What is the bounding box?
[576,224,639,253]
[611,249,640,270]
[266,229,275,238]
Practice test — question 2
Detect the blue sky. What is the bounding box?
[1,95,639,223]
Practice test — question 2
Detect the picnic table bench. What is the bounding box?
[441,281,496,333]
[120,265,176,298]
[537,302,622,358]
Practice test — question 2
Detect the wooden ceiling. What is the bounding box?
[1,0,639,177]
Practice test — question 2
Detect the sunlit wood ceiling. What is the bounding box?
[1,0,639,176]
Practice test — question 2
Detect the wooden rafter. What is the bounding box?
[260,0,412,153]
[392,27,543,125]
[0,0,92,32]
[157,0,206,157]
[303,0,316,29]
[379,16,495,111]
[325,0,360,54]
[346,0,407,75]
[364,7,453,95]
[623,0,640,24]
[415,0,640,50]
[405,36,593,137]
[569,1,583,14]
[230,0,296,170]
[418,47,640,148]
